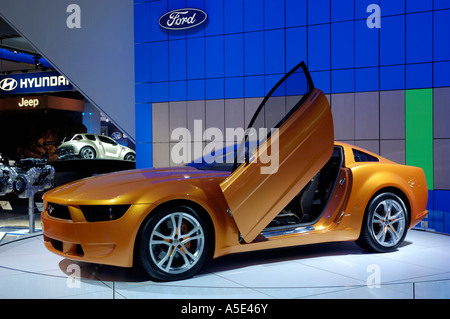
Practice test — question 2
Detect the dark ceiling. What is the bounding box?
[0,17,86,100]
[0,16,53,73]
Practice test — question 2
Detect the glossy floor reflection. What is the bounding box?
[1,230,450,299]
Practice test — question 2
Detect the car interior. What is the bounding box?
[264,146,344,232]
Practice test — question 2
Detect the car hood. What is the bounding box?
[43,167,230,205]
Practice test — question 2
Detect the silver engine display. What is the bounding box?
[0,158,55,198]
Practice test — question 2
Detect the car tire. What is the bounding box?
[124,152,135,161]
[356,192,409,253]
[79,146,96,159]
[138,205,213,281]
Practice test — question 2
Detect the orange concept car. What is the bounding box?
[41,62,428,281]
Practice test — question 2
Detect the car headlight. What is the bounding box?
[79,205,131,222]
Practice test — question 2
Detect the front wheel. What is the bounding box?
[356,192,409,253]
[79,146,96,159]
[138,205,213,281]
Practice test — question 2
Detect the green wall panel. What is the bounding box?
[405,89,434,190]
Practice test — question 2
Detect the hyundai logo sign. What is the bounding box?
[0,78,18,91]
[159,8,207,30]
[0,71,73,95]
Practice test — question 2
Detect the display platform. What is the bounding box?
[0,230,449,299]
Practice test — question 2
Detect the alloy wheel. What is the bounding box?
[370,198,406,248]
[149,212,205,275]
[80,147,95,159]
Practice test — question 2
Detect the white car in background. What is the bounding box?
[57,134,135,161]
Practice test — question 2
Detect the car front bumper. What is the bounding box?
[41,202,155,267]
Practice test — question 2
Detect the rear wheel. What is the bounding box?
[356,192,409,253]
[124,152,135,161]
[138,205,213,281]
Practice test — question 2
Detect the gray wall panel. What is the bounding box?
[380,90,405,139]
[380,139,406,164]
[434,87,450,139]
[355,92,379,140]
[331,93,355,140]
[434,139,450,190]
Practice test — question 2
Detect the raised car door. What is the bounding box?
[219,62,334,243]
[97,135,120,158]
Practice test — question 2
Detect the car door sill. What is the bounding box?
[261,225,315,239]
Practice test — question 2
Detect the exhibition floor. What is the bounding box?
[0,230,449,299]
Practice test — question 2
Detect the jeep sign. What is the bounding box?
[159,8,207,30]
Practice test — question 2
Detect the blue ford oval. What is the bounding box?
[159,8,207,30]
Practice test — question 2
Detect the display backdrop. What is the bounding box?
[134,0,450,234]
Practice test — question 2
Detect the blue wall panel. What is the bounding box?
[205,35,224,78]
[245,76,264,98]
[135,103,152,143]
[205,0,223,36]
[380,65,405,90]
[406,12,432,64]
[187,79,205,100]
[135,83,152,103]
[264,29,285,75]
[206,78,224,99]
[148,0,168,42]
[406,63,433,89]
[286,0,306,28]
[169,81,187,101]
[355,0,379,20]
[264,0,285,30]
[355,67,379,92]
[331,0,354,22]
[150,41,169,82]
[286,27,307,71]
[434,61,450,87]
[435,0,450,10]
[244,31,264,76]
[151,82,169,103]
[186,37,205,80]
[331,21,354,70]
[134,2,151,43]
[135,43,152,83]
[136,143,153,168]
[355,19,378,68]
[308,0,330,25]
[225,33,244,78]
[406,0,433,13]
[331,69,354,93]
[224,0,243,34]
[380,15,405,66]
[225,77,244,99]
[308,24,330,71]
[434,9,450,62]
[311,70,331,94]
[380,0,405,16]
[169,39,187,81]
[244,0,263,32]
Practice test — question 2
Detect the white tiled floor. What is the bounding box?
[0,229,450,299]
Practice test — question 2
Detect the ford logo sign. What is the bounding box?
[111,132,122,140]
[159,8,207,30]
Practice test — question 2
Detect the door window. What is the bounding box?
[234,63,314,170]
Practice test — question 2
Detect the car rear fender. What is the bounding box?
[343,163,428,235]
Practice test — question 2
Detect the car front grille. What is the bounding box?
[47,203,72,220]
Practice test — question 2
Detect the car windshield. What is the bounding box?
[187,145,237,171]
